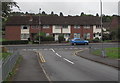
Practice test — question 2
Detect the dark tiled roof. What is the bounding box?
[6,15,101,25]
[110,16,120,29]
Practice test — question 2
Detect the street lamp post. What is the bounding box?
[39,8,41,44]
[100,0,105,57]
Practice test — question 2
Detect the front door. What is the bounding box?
[55,34,59,41]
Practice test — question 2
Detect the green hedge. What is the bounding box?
[2,40,29,45]
[42,36,54,41]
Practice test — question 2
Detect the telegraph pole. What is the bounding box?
[39,8,41,44]
[100,0,105,57]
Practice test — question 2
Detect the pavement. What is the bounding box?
[12,50,49,81]
[75,49,119,69]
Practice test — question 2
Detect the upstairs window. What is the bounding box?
[21,25,29,29]
[63,25,68,28]
[96,25,101,29]
[55,25,61,29]
[43,25,49,29]
[74,25,80,29]
[32,26,39,28]
[84,25,90,29]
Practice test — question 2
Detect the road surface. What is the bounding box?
[5,43,119,81]
[37,48,118,81]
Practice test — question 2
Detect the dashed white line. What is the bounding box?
[51,48,55,52]
[63,58,74,64]
[55,53,62,57]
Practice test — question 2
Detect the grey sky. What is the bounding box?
[12,0,119,16]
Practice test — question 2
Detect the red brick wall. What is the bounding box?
[82,26,93,39]
[5,26,21,40]
[71,25,82,38]
[30,25,52,34]
[30,26,39,33]
[42,25,52,34]
[70,25,93,39]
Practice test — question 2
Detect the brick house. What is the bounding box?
[5,15,101,41]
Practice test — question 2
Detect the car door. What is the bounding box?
[75,39,81,44]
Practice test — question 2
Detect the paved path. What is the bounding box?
[13,51,48,81]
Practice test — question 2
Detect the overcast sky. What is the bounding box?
[11,0,119,16]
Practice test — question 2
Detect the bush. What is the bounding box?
[2,40,29,45]
[92,37,100,43]
[42,36,54,41]
[58,35,65,43]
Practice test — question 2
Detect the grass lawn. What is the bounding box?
[0,52,12,60]
[92,47,120,59]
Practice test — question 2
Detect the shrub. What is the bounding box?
[92,37,100,43]
[58,35,65,43]
[42,36,54,41]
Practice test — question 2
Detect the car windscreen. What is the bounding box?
[75,39,81,41]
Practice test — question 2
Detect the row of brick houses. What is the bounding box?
[5,15,102,41]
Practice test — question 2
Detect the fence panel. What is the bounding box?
[2,50,20,81]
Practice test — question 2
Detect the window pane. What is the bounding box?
[63,25,68,28]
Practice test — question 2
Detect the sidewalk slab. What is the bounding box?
[13,51,48,81]
[76,49,119,69]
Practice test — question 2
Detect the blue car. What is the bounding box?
[70,38,89,45]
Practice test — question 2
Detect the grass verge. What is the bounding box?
[0,52,12,60]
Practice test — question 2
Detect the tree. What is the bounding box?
[96,13,99,16]
[80,12,85,16]
[42,11,47,15]
[2,2,20,30]
[51,11,54,15]
[25,12,29,15]
[60,12,63,16]
[2,2,20,18]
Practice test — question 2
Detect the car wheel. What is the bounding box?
[74,43,76,45]
[85,43,88,45]
[72,43,74,45]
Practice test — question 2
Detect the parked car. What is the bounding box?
[70,38,89,45]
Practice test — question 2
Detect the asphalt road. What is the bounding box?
[5,43,119,81]
[5,43,119,51]
[38,48,118,81]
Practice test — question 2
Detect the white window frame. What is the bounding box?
[74,33,80,38]
[55,25,61,29]
[46,33,50,36]
[21,33,29,40]
[87,33,90,39]
[43,25,49,29]
[32,26,39,28]
[84,25,90,29]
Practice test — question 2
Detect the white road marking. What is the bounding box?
[55,53,62,57]
[33,49,37,51]
[51,48,55,52]
[63,58,74,64]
